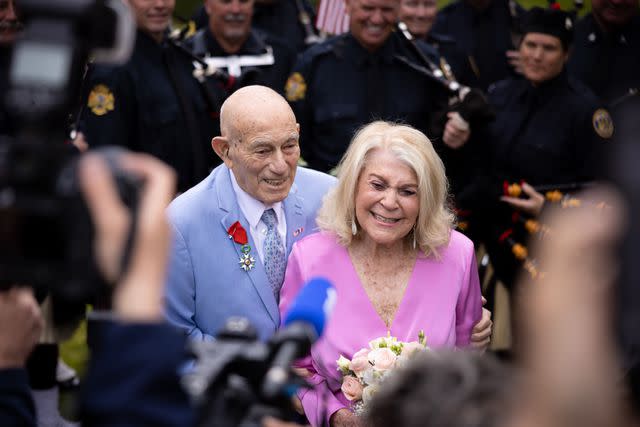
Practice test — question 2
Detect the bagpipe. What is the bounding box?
[502,181,609,209]
[394,22,496,132]
[495,180,610,280]
[292,0,325,46]
[168,15,236,115]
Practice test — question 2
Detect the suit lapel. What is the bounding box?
[215,167,279,328]
[283,182,306,254]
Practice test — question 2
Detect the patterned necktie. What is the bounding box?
[261,208,286,299]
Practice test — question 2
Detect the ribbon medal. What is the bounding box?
[227,221,255,272]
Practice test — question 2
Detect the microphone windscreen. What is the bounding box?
[283,277,336,338]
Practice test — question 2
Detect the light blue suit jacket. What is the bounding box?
[165,165,336,341]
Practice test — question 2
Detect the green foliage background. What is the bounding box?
[174,0,592,21]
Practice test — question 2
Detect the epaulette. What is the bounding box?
[309,34,345,58]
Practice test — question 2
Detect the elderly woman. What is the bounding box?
[279,121,483,427]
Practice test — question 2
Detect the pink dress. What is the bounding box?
[279,231,482,426]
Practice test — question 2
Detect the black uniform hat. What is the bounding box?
[522,6,574,49]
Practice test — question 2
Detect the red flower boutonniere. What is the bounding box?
[227,221,255,271]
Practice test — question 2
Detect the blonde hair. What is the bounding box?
[316,121,455,257]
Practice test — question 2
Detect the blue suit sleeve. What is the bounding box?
[0,368,35,427]
[164,222,216,342]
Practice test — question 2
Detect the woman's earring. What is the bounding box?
[412,226,417,250]
[351,218,358,236]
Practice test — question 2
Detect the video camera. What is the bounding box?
[182,278,336,427]
[0,0,135,326]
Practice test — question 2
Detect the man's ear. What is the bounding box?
[212,136,233,168]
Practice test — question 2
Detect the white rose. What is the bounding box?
[362,384,380,404]
[368,348,397,372]
[337,355,351,374]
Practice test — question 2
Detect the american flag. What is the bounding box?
[316,0,350,35]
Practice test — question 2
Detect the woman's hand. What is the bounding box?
[500,182,545,217]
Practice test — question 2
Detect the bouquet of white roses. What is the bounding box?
[336,331,429,414]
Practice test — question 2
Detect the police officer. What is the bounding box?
[432,0,524,91]
[398,0,476,87]
[184,0,296,112]
[480,7,613,291]
[568,0,639,105]
[78,0,215,193]
[568,0,639,147]
[285,0,472,174]
[192,0,318,54]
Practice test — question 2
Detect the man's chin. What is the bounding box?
[260,187,292,204]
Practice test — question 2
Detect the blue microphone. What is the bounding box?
[283,276,336,336]
[262,277,336,399]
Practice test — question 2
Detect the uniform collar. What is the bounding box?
[204,29,268,56]
[524,69,569,103]
[345,33,396,68]
[134,29,169,60]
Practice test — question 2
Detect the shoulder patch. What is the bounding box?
[285,72,307,102]
[87,84,115,116]
[592,108,614,139]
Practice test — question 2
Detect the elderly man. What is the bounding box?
[164,85,334,342]
[165,85,493,347]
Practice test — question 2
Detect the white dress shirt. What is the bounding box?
[229,169,287,263]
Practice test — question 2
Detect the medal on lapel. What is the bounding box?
[227,221,255,271]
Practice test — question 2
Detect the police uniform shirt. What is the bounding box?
[0,46,13,135]
[432,0,523,91]
[481,70,612,286]
[568,13,640,105]
[285,33,450,172]
[487,71,608,185]
[79,30,215,192]
[186,27,296,98]
[253,0,317,54]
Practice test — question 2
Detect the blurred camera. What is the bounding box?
[0,0,135,325]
